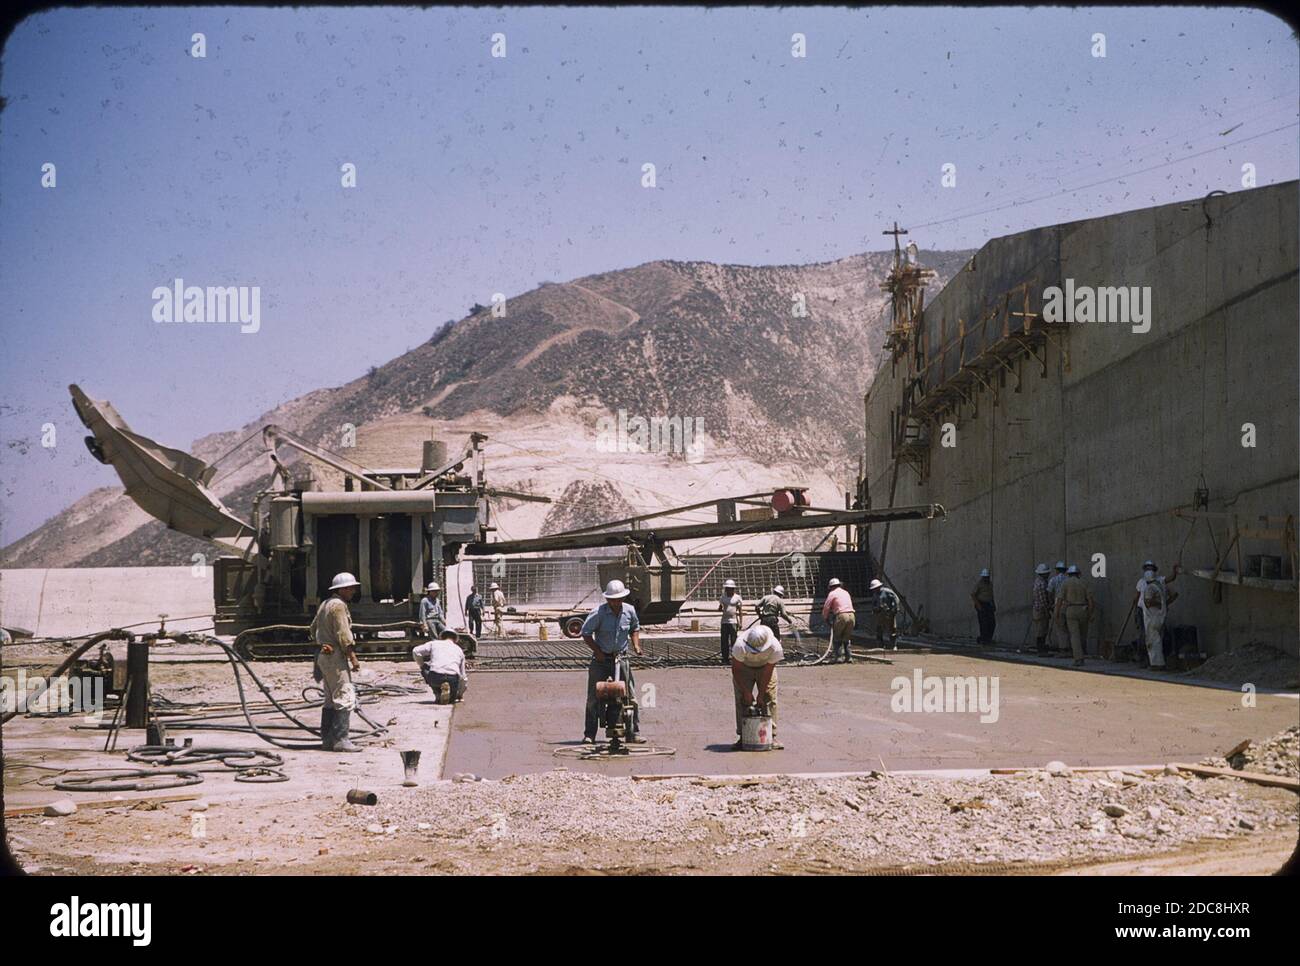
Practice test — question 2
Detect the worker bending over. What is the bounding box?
[311,572,363,753]
[869,578,899,650]
[822,577,856,663]
[412,627,468,704]
[731,624,784,751]
[580,579,644,744]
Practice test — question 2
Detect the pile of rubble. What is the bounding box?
[1200,725,1300,779]
[351,762,1297,873]
[1187,642,1299,689]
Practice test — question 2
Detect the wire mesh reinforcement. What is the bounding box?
[471,631,830,670]
[472,552,872,612]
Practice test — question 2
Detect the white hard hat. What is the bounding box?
[979,568,990,578]
[772,584,786,597]
[329,572,361,591]
[723,579,737,589]
[1035,563,1050,575]
[869,579,883,590]
[1055,561,1066,570]
[489,582,500,590]
[603,579,630,599]
[744,624,773,647]
[1143,559,1157,570]
[1067,564,1080,575]
[425,581,440,592]
[827,577,842,589]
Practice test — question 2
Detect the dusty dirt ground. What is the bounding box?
[3,637,1298,875]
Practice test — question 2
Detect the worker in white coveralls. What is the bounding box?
[581,579,644,744]
[1136,565,1179,669]
[490,581,506,638]
[731,623,784,750]
[312,572,363,753]
[1131,560,1180,665]
[412,627,468,704]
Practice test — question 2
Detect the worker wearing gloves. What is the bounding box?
[311,572,363,753]
[412,627,468,704]
[464,584,484,638]
[490,582,506,638]
[419,581,446,638]
[1031,563,1052,655]
[970,569,996,645]
[718,578,743,665]
[731,623,784,751]
[822,576,856,662]
[581,579,644,744]
[756,584,794,640]
[869,578,899,650]
[1053,565,1095,666]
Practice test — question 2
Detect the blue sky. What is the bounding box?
[1,6,1296,541]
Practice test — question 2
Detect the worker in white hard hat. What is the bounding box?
[419,581,446,639]
[1053,565,1096,667]
[580,578,645,744]
[822,577,856,662]
[464,584,484,638]
[310,572,363,752]
[1131,559,1180,667]
[756,584,794,641]
[869,578,900,650]
[731,623,784,751]
[1046,562,1068,652]
[718,578,744,665]
[489,581,506,638]
[1031,564,1052,655]
[970,569,996,646]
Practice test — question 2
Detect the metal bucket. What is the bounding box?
[740,711,773,751]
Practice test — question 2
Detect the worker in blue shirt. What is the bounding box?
[580,579,644,744]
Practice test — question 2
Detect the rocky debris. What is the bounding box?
[1200,725,1300,779]
[346,767,1297,873]
[1185,643,1299,690]
[43,799,76,817]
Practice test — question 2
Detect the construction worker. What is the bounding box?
[718,578,743,665]
[412,627,468,704]
[1132,560,1180,665]
[970,569,996,645]
[311,572,363,753]
[1053,564,1095,666]
[731,623,784,751]
[756,584,794,640]
[822,576,856,662]
[1136,564,1179,670]
[1031,563,1051,654]
[869,578,900,649]
[419,581,446,638]
[1046,561,1068,651]
[580,579,644,744]
[490,581,506,638]
[464,584,484,638]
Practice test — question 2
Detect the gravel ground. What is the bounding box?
[1200,725,1300,779]
[1187,643,1300,689]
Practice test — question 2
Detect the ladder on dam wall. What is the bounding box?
[888,281,1070,483]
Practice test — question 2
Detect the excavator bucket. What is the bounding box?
[69,384,255,554]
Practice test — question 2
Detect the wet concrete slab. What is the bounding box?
[443,649,1300,779]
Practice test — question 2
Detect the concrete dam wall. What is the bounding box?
[864,181,1299,657]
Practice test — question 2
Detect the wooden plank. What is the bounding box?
[1168,763,1299,791]
[5,793,201,817]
